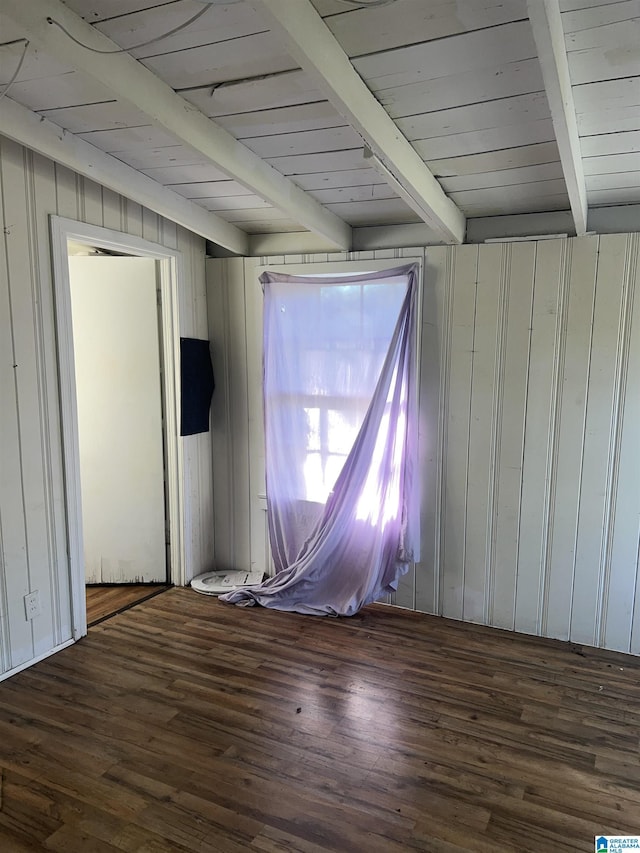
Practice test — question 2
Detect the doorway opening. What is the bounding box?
[50,217,185,639]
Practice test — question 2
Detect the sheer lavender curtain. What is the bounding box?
[220,263,420,616]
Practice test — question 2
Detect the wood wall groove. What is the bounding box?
[0,135,212,679]
[208,234,640,654]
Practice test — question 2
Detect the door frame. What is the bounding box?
[50,216,185,640]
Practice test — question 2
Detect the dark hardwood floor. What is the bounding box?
[86,584,172,626]
[1,588,639,851]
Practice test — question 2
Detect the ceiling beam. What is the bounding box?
[252,0,465,245]
[0,97,249,255]
[527,0,587,236]
[2,0,352,251]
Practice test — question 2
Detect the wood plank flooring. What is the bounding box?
[86,584,172,626]
[1,588,640,851]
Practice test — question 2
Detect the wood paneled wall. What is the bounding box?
[207,236,640,654]
[0,136,213,678]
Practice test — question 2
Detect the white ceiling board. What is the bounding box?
[565,16,640,50]
[113,146,219,171]
[265,148,367,176]
[412,120,556,160]
[587,171,640,190]
[583,151,640,175]
[241,126,363,158]
[95,1,266,58]
[323,198,420,227]
[562,0,640,33]
[439,162,565,192]
[573,76,640,110]
[375,58,545,117]
[181,70,324,117]
[291,168,383,191]
[588,186,640,205]
[309,184,397,204]
[37,100,153,133]
[463,194,571,215]
[6,71,116,111]
[396,92,551,141]
[566,23,640,86]
[224,207,289,222]
[450,179,569,210]
[0,14,26,41]
[215,101,345,138]
[243,219,308,233]
[77,125,183,152]
[322,0,528,58]
[168,180,256,199]
[0,39,73,83]
[352,20,537,90]
[559,0,630,11]
[578,106,640,136]
[427,142,561,178]
[141,31,297,90]
[202,194,274,211]
[569,50,640,86]
[140,162,232,184]
[580,130,640,157]
[59,0,178,23]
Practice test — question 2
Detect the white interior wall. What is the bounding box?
[69,256,166,585]
[207,236,640,655]
[0,135,213,679]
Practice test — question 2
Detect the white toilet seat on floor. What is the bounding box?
[190,570,264,596]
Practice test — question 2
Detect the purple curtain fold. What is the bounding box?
[220,263,420,616]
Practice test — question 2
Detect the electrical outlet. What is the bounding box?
[24,591,41,621]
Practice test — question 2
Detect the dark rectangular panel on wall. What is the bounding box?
[180,337,215,436]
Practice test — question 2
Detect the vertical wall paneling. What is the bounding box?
[441,245,477,621]
[228,259,252,574]
[27,150,72,653]
[514,240,561,636]
[415,246,447,614]
[544,237,598,641]
[490,242,536,630]
[571,235,628,646]
[2,141,58,665]
[208,257,253,572]
[245,257,269,575]
[393,245,427,611]
[102,186,123,232]
[207,259,233,572]
[80,176,104,228]
[539,240,572,641]
[0,140,33,671]
[600,235,640,652]
[464,243,501,625]
[0,135,210,679]
[629,244,640,654]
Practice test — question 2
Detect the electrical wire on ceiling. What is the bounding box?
[45,4,209,55]
[0,38,30,103]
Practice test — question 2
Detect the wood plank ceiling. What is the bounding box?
[1,0,639,252]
